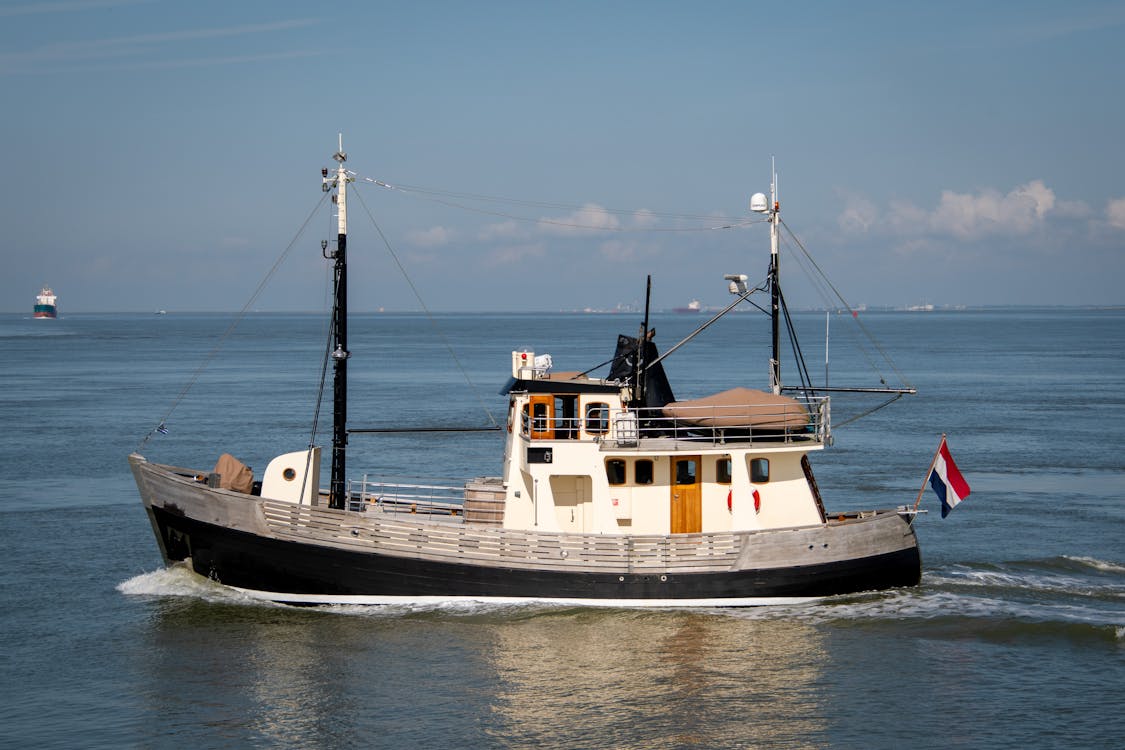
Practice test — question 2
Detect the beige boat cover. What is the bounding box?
[212,453,254,494]
[661,387,809,429]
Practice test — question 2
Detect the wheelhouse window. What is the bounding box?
[584,402,609,434]
[751,457,770,483]
[554,395,578,439]
[532,401,550,433]
[716,456,732,484]
[635,459,654,485]
[606,459,627,485]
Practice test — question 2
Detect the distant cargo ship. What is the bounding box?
[673,299,702,313]
[34,287,58,319]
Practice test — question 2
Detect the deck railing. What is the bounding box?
[346,475,467,515]
[521,395,829,449]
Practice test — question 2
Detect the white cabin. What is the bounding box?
[497,350,830,536]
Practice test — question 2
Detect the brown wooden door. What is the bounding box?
[529,395,554,439]
[670,455,702,533]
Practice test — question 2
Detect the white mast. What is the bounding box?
[769,159,781,395]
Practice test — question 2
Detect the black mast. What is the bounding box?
[328,141,350,510]
[768,168,781,395]
[635,275,652,407]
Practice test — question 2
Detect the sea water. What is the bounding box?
[1,309,1122,748]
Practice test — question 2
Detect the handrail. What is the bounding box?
[519,396,830,448]
[347,474,467,514]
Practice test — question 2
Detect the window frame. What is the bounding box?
[716,456,732,484]
[584,401,610,435]
[605,458,627,486]
[634,458,654,485]
[750,457,770,484]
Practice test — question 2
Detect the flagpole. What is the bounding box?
[912,433,946,512]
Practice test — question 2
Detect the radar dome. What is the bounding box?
[750,192,769,213]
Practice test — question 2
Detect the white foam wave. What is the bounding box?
[117,565,271,607]
[318,599,563,619]
[721,580,1120,630]
[1063,556,1125,574]
[933,565,1124,599]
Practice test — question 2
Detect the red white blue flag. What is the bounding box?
[929,436,971,518]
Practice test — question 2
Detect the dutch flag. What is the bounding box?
[929,436,971,518]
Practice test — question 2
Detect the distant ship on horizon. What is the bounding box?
[672,299,702,313]
[34,287,58,319]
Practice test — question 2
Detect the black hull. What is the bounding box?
[149,505,921,603]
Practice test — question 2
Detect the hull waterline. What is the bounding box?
[137,455,921,608]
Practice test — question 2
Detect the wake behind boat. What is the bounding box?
[129,142,921,606]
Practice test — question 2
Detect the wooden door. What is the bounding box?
[670,455,702,533]
[529,395,554,439]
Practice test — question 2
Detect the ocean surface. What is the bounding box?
[2,308,1123,749]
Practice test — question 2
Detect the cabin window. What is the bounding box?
[635,459,654,485]
[532,401,550,433]
[675,458,697,485]
[716,456,732,484]
[555,395,578,439]
[606,459,627,486]
[751,457,770,483]
[584,402,609,434]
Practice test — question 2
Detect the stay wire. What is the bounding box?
[136,190,333,452]
[350,184,500,428]
[296,269,339,505]
[362,175,748,221]
[780,219,914,390]
[360,175,763,233]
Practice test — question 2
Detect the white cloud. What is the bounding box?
[837,195,878,233]
[406,225,454,247]
[1107,198,1125,230]
[1055,199,1092,219]
[632,209,658,228]
[0,18,318,73]
[539,203,620,234]
[839,180,1062,240]
[930,180,1055,238]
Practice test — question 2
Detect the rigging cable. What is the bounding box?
[780,218,914,390]
[136,190,332,451]
[350,183,500,428]
[778,285,816,394]
[358,174,765,233]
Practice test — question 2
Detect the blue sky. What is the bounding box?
[3,0,1124,312]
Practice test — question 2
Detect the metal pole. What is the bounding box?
[912,433,946,512]
[329,140,350,510]
[769,166,781,395]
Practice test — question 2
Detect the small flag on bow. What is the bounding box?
[915,435,971,517]
[156,421,169,435]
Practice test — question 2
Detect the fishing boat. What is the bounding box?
[34,287,57,319]
[129,144,921,606]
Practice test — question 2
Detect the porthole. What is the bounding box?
[283,468,297,482]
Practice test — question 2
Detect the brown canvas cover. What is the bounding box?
[212,453,254,494]
[661,387,809,429]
